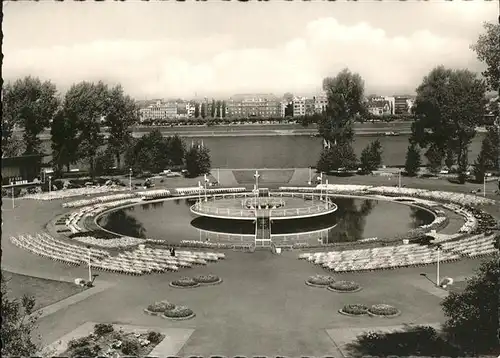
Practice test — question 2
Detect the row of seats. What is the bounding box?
[92,247,225,275]
[439,234,498,258]
[71,235,147,248]
[62,193,137,208]
[23,186,127,201]
[10,233,110,267]
[138,189,171,200]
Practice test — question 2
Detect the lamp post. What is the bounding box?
[11,186,15,209]
[129,168,132,191]
[483,174,486,197]
[317,172,323,201]
[87,246,92,283]
[204,174,209,202]
[435,243,442,287]
[254,170,260,191]
[217,168,220,185]
[308,167,312,185]
[48,176,52,194]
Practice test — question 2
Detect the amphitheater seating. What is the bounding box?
[62,193,137,208]
[299,233,498,272]
[138,189,172,200]
[9,233,110,266]
[23,186,127,201]
[91,247,225,275]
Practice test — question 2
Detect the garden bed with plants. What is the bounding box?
[305,275,335,287]
[143,301,176,316]
[169,277,200,288]
[162,306,196,320]
[193,274,222,285]
[338,304,369,316]
[328,280,363,293]
[60,323,164,358]
[367,304,401,318]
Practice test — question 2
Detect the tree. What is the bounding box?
[185,144,211,177]
[360,139,383,174]
[165,135,186,166]
[404,144,421,177]
[194,103,200,118]
[2,76,59,154]
[1,273,41,356]
[105,84,138,169]
[215,100,221,118]
[2,134,26,158]
[412,67,486,182]
[210,99,216,118]
[441,257,499,355]
[94,148,115,176]
[64,81,108,178]
[473,125,499,182]
[318,69,365,146]
[316,142,357,173]
[200,103,206,119]
[425,144,444,175]
[221,101,226,118]
[471,22,500,91]
[50,108,79,174]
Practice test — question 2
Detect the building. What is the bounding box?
[313,94,328,114]
[367,98,392,116]
[186,103,196,118]
[394,96,412,115]
[292,96,306,117]
[227,94,281,118]
[1,154,45,186]
[305,98,316,116]
[139,100,178,122]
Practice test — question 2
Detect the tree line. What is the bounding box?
[2,79,211,178]
[315,22,499,184]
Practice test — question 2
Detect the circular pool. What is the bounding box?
[97,196,435,244]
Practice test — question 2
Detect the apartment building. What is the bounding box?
[227,94,281,118]
[367,99,392,116]
[394,96,411,115]
[313,94,328,114]
[139,100,178,122]
[292,96,306,117]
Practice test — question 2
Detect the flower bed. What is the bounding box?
[367,304,401,317]
[305,275,335,287]
[144,301,175,315]
[328,280,362,292]
[338,304,369,316]
[169,277,199,288]
[193,274,222,285]
[162,306,195,320]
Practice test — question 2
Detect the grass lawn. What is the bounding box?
[3,271,85,310]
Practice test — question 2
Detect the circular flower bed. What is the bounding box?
[305,275,335,287]
[338,304,369,316]
[162,306,195,320]
[145,301,175,315]
[328,280,362,293]
[367,304,401,317]
[170,277,199,288]
[193,274,222,285]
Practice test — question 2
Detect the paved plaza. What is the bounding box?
[1,172,498,356]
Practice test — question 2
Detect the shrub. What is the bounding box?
[306,275,335,286]
[171,277,198,287]
[147,301,175,312]
[329,280,361,292]
[193,274,220,284]
[342,304,369,315]
[68,336,92,349]
[71,344,101,357]
[93,323,114,336]
[368,304,399,316]
[147,331,163,344]
[164,306,194,318]
[121,339,140,355]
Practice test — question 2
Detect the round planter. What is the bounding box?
[162,312,196,321]
[193,275,222,285]
[143,308,159,316]
[144,301,176,315]
[305,275,335,287]
[169,282,200,288]
[338,308,368,317]
[367,304,401,318]
[328,281,362,293]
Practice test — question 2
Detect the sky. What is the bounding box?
[3,1,498,100]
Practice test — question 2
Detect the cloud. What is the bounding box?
[2,16,490,98]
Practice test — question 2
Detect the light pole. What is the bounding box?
[87,246,92,283]
[317,172,323,201]
[129,168,132,191]
[483,174,486,197]
[254,170,260,191]
[11,186,15,209]
[217,168,220,185]
[308,167,312,185]
[435,243,442,287]
[204,174,209,202]
[48,176,52,194]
